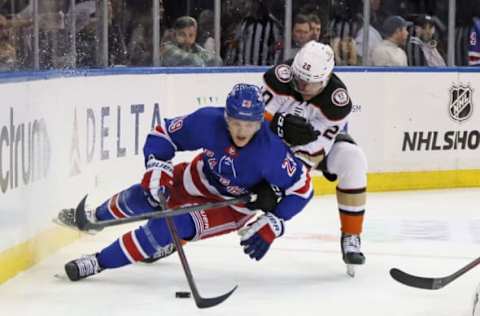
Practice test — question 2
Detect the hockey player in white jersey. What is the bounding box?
[262,41,368,274]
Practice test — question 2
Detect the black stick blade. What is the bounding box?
[75,195,90,231]
[390,268,443,290]
[195,285,238,309]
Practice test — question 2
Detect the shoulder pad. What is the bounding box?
[274,64,293,83]
[263,64,295,95]
[309,74,352,121]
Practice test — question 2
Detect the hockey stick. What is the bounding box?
[165,216,237,308]
[390,256,480,290]
[73,194,256,231]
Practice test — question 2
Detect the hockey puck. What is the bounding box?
[175,291,191,298]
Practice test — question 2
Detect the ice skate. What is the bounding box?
[64,254,103,281]
[54,196,102,234]
[341,233,365,277]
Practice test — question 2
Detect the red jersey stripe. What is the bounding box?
[294,172,312,195]
[122,232,145,261]
[109,194,126,219]
[190,155,223,202]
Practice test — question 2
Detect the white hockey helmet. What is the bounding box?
[291,41,335,88]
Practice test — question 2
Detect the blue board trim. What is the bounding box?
[0,66,479,84]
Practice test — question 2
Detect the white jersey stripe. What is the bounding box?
[190,211,204,241]
[183,162,203,197]
[231,204,254,215]
[338,204,365,213]
[192,212,254,240]
[285,165,312,199]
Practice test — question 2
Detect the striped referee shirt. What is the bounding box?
[225,15,283,66]
[406,36,428,66]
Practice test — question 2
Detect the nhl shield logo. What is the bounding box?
[448,84,473,123]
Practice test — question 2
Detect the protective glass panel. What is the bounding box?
[1,0,479,71]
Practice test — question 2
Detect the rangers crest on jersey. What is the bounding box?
[204,149,215,157]
[225,145,239,157]
[448,84,473,123]
[274,64,293,83]
[331,88,350,107]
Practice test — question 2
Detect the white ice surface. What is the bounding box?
[1,188,479,316]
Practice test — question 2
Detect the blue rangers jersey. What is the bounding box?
[143,106,313,221]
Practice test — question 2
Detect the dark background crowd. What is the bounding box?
[0,0,479,71]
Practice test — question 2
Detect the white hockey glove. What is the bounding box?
[141,156,174,205]
[239,213,284,261]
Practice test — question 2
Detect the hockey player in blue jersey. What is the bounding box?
[60,83,313,281]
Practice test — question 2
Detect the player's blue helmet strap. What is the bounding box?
[225,84,265,121]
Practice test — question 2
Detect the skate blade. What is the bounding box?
[346,264,355,278]
[52,218,97,235]
[53,273,69,281]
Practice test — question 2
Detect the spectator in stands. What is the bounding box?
[328,3,359,66]
[69,0,97,67]
[371,15,410,66]
[0,14,16,71]
[355,24,382,65]
[196,9,215,53]
[160,16,222,67]
[332,32,358,66]
[10,1,65,69]
[125,1,155,66]
[354,0,388,65]
[406,15,446,66]
[285,14,312,59]
[369,0,389,34]
[223,0,283,66]
[455,0,480,65]
[469,17,480,66]
[296,1,329,43]
[308,14,322,42]
[220,0,249,62]
[67,0,128,67]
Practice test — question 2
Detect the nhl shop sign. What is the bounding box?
[402,83,479,151]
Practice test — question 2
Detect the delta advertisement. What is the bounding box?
[0,69,479,252]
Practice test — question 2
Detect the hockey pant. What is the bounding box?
[319,137,367,235]
[95,161,255,269]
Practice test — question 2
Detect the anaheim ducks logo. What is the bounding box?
[275,64,293,83]
[448,84,473,123]
[331,88,350,107]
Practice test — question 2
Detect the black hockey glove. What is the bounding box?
[270,113,320,146]
[246,180,281,212]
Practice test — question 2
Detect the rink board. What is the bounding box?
[0,67,479,284]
